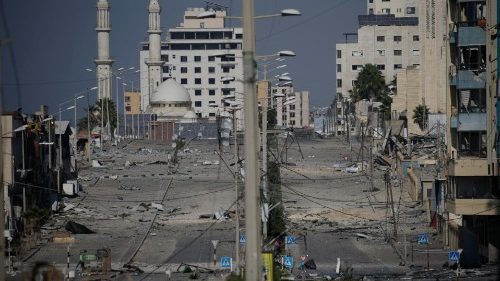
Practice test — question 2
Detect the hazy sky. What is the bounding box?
[1,0,365,119]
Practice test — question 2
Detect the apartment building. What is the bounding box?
[445,0,499,265]
[271,86,310,128]
[140,7,243,120]
[335,3,420,99]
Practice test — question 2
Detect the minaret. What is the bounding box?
[145,0,163,109]
[95,0,113,99]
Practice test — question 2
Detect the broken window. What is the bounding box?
[458,46,486,70]
[458,131,486,158]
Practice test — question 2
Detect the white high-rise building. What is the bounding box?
[336,0,421,98]
[140,7,243,121]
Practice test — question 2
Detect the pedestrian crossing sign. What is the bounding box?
[285,235,296,244]
[417,233,429,245]
[283,256,294,269]
[449,251,460,262]
[220,256,232,269]
[239,234,246,244]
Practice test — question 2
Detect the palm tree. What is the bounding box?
[351,64,387,103]
[77,98,117,133]
[413,104,430,130]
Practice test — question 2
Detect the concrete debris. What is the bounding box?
[65,221,95,234]
[92,160,104,167]
[151,202,164,211]
[132,203,149,212]
[202,160,220,165]
[355,233,370,240]
[118,185,141,191]
[52,231,75,244]
[199,214,212,219]
[110,175,118,180]
[125,160,136,167]
[63,203,75,212]
[146,160,169,165]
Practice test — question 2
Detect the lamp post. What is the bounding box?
[198,7,300,279]
[13,125,28,212]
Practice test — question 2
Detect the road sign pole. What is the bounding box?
[426,242,429,269]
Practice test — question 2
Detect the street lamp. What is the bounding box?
[56,105,75,197]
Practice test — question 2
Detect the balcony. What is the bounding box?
[450,112,486,131]
[450,70,486,89]
[447,198,500,216]
[448,158,488,176]
[456,26,486,46]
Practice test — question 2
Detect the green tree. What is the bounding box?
[351,64,387,103]
[77,98,117,133]
[378,94,393,121]
[413,104,430,130]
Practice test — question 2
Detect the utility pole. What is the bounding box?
[0,38,12,281]
[87,92,92,164]
[233,110,240,275]
[369,128,374,191]
[262,88,269,240]
[242,0,262,279]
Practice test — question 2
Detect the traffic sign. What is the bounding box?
[239,234,246,244]
[448,251,460,262]
[220,256,232,269]
[283,256,294,269]
[285,235,296,244]
[417,233,429,245]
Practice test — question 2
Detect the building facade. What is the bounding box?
[444,0,499,266]
[272,86,310,128]
[140,7,243,121]
[124,91,141,115]
[335,16,421,99]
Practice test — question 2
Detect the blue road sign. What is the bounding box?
[417,234,429,245]
[285,235,296,244]
[449,251,460,262]
[239,234,246,244]
[283,256,294,269]
[220,256,232,269]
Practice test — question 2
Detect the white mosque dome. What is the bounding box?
[151,79,191,104]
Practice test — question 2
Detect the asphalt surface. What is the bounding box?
[8,137,500,280]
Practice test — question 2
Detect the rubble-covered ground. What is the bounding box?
[8,137,499,281]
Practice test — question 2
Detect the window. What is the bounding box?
[394,64,402,69]
[393,36,402,42]
[352,80,357,86]
[382,0,390,2]
[377,36,385,42]
[209,113,216,117]
[209,89,216,96]
[352,50,363,57]
[290,112,295,118]
[394,50,402,56]
[195,78,202,84]
[195,89,202,96]
[369,0,373,3]
[382,8,391,14]
[337,64,342,73]
[413,35,420,41]
[194,101,202,107]
[337,79,342,88]
[209,101,216,104]
[125,97,130,102]
[125,106,131,112]
[378,50,385,56]
[208,56,215,62]
[194,56,201,62]
[352,65,362,71]
[377,64,385,70]
[369,8,374,15]
[406,7,416,14]
[180,56,187,62]
[222,66,231,73]
[413,64,420,69]
[181,67,188,73]
[161,55,169,62]
[195,67,201,73]
[208,78,215,84]
[208,67,215,73]
[337,50,342,59]
[181,78,188,84]
[412,49,420,56]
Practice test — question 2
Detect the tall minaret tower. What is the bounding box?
[95,0,113,99]
[145,0,163,109]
